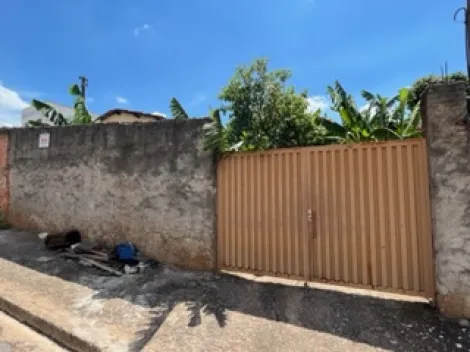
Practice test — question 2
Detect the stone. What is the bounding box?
[459,319,470,328]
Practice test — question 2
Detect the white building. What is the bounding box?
[21,102,75,127]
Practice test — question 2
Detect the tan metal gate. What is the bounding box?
[217,138,435,298]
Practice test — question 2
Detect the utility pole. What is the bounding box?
[455,3,470,78]
[465,1,470,80]
[454,2,470,121]
[78,76,88,99]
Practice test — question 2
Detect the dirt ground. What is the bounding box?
[0,230,469,351]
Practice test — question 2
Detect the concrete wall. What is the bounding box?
[7,120,216,270]
[421,82,470,317]
[0,132,9,215]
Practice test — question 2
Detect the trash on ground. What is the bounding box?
[38,232,48,240]
[38,232,155,276]
[124,264,139,274]
[43,230,81,250]
[79,257,123,276]
[113,242,138,261]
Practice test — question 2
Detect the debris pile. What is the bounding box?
[39,230,154,276]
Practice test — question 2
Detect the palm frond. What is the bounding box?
[361,90,375,102]
[386,95,399,109]
[403,103,422,135]
[318,117,347,136]
[398,88,409,105]
[170,98,190,120]
[373,127,402,140]
[203,109,228,159]
[391,88,410,125]
[69,84,82,97]
[26,119,50,127]
[31,99,69,126]
[72,96,92,124]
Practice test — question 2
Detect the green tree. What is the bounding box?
[28,77,92,127]
[408,71,467,110]
[321,81,421,143]
[219,58,326,150]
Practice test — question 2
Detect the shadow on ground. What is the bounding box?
[0,230,468,351]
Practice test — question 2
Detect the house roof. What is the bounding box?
[97,109,166,121]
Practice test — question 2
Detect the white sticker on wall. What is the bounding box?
[38,133,50,148]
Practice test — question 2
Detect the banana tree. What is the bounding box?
[29,78,92,126]
[321,81,422,143]
[202,109,227,157]
[69,84,92,124]
[170,98,189,120]
[361,90,398,128]
[322,81,379,143]
[375,88,422,139]
[202,109,245,160]
[29,100,69,126]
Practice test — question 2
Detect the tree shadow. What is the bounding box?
[0,230,468,352]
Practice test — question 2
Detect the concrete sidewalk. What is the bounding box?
[0,230,201,351]
[143,303,384,352]
[0,311,67,351]
[0,230,469,352]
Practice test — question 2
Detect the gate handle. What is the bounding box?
[307,209,312,222]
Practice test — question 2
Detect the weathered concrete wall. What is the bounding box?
[421,82,470,317]
[0,131,9,215]
[7,120,216,270]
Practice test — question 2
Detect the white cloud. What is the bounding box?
[307,95,328,112]
[116,96,129,104]
[0,82,29,126]
[151,111,167,118]
[190,93,207,106]
[0,83,28,110]
[134,24,152,36]
[360,103,377,115]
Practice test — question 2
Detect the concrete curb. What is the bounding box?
[0,294,100,352]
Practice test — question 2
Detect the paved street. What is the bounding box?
[0,311,66,352]
[1,230,470,351]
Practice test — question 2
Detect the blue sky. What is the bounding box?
[0,0,466,125]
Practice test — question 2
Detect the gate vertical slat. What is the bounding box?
[397,145,409,290]
[301,149,311,281]
[367,146,378,287]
